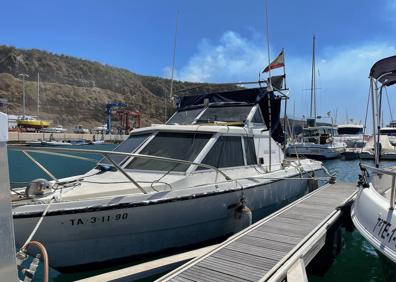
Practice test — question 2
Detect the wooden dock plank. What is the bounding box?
[238,236,295,252]
[225,242,287,260]
[199,257,265,281]
[183,265,249,282]
[212,249,275,270]
[247,230,302,244]
[162,182,357,282]
[171,277,195,282]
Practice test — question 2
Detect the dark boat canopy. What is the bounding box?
[175,87,284,144]
[370,55,396,86]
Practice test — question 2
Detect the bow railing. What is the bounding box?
[8,145,233,195]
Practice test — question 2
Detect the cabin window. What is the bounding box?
[102,133,151,165]
[381,129,396,136]
[338,127,363,135]
[196,105,253,124]
[167,107,204,124]
[244,137,257,165]
[126,132,212,172]
[198,136,244,169]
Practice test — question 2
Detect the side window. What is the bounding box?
[244,137,257,165]
[199,136,244,169]
[251,107,264,123]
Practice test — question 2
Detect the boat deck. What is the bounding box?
[157,182,357,282]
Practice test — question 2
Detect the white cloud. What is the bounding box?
[177,31,267,83]
[170,31,396,125]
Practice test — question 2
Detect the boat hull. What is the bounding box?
[13,171,323,270]
[359,152,396,160]
[351,185,396,264]
[17,119,49,129]
[286,143,345,160]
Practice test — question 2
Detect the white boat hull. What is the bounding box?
[13,172,322,270]
[359,152,396,160]
[351,185,396,263]
[286,143,345,159]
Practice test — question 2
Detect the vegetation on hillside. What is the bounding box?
[0,45,241,127]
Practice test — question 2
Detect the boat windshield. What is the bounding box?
[167,107,204,124]
[196,105,253,124]
[338,127,363,135]
[126,132,212,172]
[101,133,152,165]
[380,129,396,136]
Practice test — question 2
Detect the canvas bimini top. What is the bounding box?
[169,87,285,144]
[370,55,396,86]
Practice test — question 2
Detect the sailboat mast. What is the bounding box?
[37,73,40,118]
[310,35,316,119]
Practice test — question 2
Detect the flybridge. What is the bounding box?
[168,87,285,144]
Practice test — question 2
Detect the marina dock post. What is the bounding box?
[0,111,18,281]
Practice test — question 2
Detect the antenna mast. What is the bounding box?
[310,35,316,118]
[166,11,179,123]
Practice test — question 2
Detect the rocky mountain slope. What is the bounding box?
[0,45,240,128]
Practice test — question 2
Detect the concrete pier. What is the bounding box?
[0,112,18,281]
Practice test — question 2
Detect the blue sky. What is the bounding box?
[1,0,396,125]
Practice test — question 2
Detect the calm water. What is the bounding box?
[7,147,396,282]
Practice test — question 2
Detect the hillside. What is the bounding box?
[0,45,240,128]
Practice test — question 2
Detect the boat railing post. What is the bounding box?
[102,153,147,194]
[390,175,395,210]
[370,77,379,167]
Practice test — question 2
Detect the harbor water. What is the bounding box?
[7,146,396,282]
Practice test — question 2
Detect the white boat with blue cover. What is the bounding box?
[10,87,329,270]
[352,55,396,263]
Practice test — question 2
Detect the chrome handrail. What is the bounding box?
[361,163,396,209]
[9,145,233,195]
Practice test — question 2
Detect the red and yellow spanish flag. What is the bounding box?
[262,50,285,73]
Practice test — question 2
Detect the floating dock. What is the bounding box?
[157,182,357,282]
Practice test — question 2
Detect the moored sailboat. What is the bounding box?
[286,36,346,159]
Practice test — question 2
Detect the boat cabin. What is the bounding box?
[102,88,285,175]
[302,126,337,144]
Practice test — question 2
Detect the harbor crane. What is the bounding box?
[105,102,127,134]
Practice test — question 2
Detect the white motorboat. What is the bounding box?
[352,55,396,263]
[10,87,329,270]
[380,121,396,146]
[287,123,346,159]
[73,125,90,134]
[335,124,366,148]
[41,125,67,133]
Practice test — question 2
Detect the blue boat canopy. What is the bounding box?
[175,87,285,144]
